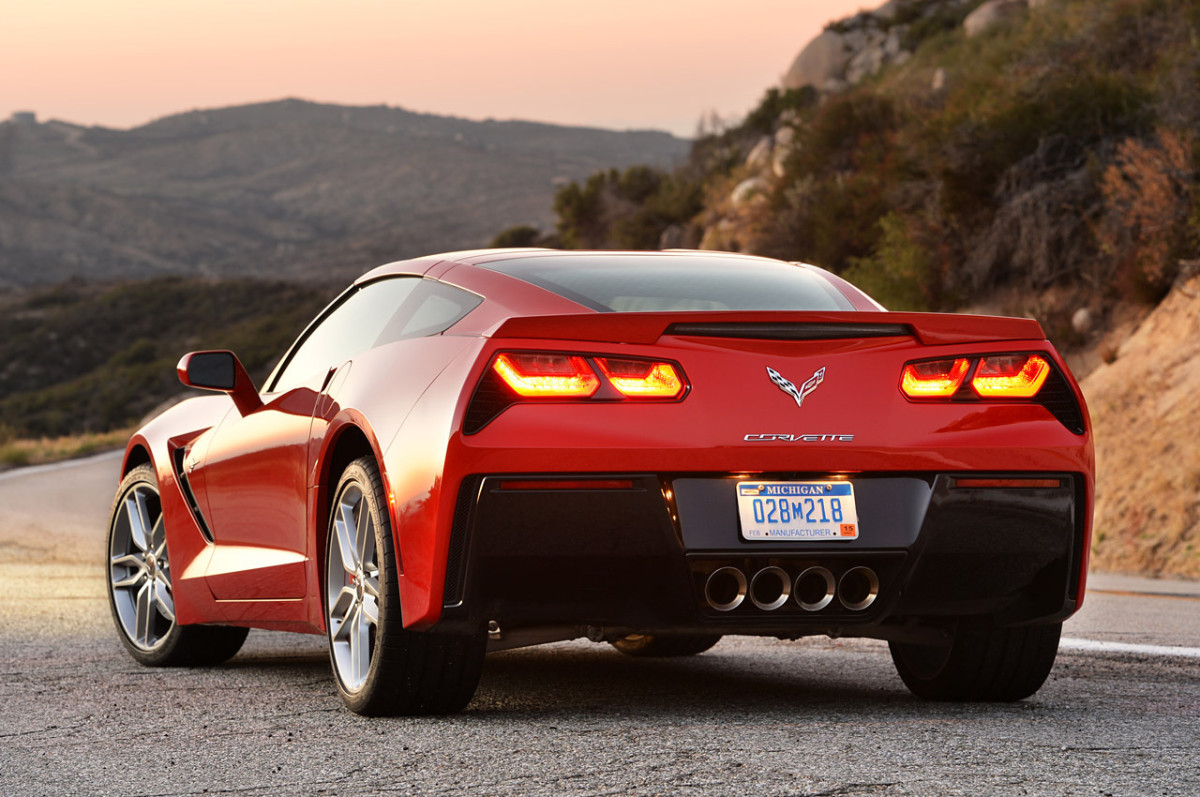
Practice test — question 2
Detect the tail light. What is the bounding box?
[492,353,599,397]
[971,355,1050,398]
[595,357,685,399]
[900,358,970,398]
[899,351,1084,434]
[464,350,689,433]
[900,353,1053,401]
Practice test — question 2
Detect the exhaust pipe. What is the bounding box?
[793,566,836,612]
[749,566,791,611]
[838,566,879,611]
[704,567,747,612]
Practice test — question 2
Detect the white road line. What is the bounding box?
[1060,637,1200,659]
[0,448,123,482]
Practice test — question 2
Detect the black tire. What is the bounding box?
[107,464,249,667]
[610,633,722,657]
[889,620,1062,701]
[324,456,485,716]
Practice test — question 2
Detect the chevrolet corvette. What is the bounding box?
[106,249,1093,715]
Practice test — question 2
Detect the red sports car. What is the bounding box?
[107,249,1093,715]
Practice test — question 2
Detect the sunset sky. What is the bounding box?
[2,0,872,137]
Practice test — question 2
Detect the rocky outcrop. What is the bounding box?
[782,30,855,93]
[781,14,913,93]
[780,0,1018,95]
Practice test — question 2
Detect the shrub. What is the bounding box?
[553,166,703,250]
[490,225,543,248]
[1096,128,1196,298]
[844,212,935,310]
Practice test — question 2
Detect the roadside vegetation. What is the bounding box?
[0,426,134,469]
[0,277,332,444]
[500,0,1200,344]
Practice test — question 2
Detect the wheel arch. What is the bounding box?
[122,443,153,477]
[312,422,392,605]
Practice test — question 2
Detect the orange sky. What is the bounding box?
[1,0,872,136]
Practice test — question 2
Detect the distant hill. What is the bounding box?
[0,99,687,287]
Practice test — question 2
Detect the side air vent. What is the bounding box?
[172,446,214,543]
[665,322,913,340]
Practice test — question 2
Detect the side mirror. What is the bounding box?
[177,351,263,415]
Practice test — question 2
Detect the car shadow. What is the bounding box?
[213,633,1049,721]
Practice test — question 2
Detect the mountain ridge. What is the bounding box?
[0,98,687,288]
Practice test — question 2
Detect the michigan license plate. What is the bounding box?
[736,481,859,541]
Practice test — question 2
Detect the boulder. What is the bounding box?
[730,176,769,208]
[931,67,947,92]
[963,0,1028,38]
[1071,307,1093,334]
[874,0,903,22]
[773,126,798,178]
[782,11,915,93]
[745,136,774,171]
[782,30,852,90]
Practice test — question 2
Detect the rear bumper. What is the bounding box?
[440,471,1087,641]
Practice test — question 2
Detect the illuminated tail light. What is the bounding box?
[900,358,970,398]
[898,352,1084,435]
[492,353,599,397]
[464,350,690,434]
[971,355,1051,398]
[596,358,685,398]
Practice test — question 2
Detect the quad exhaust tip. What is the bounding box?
[837,566,879,611]
[749,566,791,611]
[704,566,747,612]
[703,564,879,613]
[794,566,836,612]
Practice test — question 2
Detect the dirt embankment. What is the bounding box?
[1082,272,1200,577]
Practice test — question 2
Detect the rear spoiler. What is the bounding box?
[491,311,1045,347]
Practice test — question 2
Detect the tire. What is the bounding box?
[107,464,249,666]
[610,633,722,657]
[889,620,1062,701]
[324,456,485,716]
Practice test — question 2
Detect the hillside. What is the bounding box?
[544,0,1199,334]
[1082,268,1200,578]
[535,0,1200,577]
[0,277,332,438]
[0,99,687,287]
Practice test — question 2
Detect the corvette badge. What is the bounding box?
[767,366,825,408]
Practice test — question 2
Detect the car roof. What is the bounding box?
[359,248,810,278]
[354,249,882,312]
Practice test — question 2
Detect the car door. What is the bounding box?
[196,277,426,601]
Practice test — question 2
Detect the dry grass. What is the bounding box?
[1082,272,1200,578]
[0,428,132,470]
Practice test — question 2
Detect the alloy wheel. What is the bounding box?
[109,483,175,651]
[326,482,381,693]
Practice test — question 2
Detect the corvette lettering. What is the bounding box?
[744,433,855,442]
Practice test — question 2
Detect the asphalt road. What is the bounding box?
[1,453,1197,796]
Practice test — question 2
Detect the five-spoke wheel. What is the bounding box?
[324,457,485,715]
[109,468,175,652]
[106,464,248,666]
[326,479,382,695]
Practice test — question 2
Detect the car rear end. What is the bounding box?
[431,254,1092,649]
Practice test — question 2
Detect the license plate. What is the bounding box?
[736,481,859,541]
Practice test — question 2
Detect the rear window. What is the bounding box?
[482,253,853,312]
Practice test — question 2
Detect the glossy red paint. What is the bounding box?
[117,249,1095,640]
